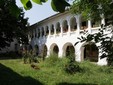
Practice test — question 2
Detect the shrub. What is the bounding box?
[64,60,81,74]
[22,50,39,64]
[64,54,82,74]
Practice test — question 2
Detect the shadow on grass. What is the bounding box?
[57,82,98,85]
[0,63,43,85]
[0,52,22,60]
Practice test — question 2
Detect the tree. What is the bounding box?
[0,0,28,50]
[70,0,113,24]
[71,0,113,66]
[1,0,70,18]
[20,0,70,12]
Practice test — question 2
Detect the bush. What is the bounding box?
[64,60,82,74]
[22,50,39,64]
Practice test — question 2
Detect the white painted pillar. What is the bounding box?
[101,18,105,26]
[48,25,51,36]
[75,43,82,62]
[58,44,63,58]
[88,19,92,33]
[67,17,71,34]
[54,24,56,35]
[101,14,105,25]
[46,50,50,57]
[75,15,81,35]
[59,20,63,36]
[58,49,63,58]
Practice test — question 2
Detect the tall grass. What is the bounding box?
[0,55,113,85]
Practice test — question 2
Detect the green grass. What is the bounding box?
[0,57,113,85]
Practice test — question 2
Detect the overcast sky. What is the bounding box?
[16,0,57,25]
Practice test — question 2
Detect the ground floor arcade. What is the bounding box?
[30,40,107,65]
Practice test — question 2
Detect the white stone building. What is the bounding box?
[28,11,108,65]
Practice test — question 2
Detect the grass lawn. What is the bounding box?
[0,57,113,85]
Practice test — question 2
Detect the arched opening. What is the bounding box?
[92,20,101,28]
[35,29,37,38]
[43,45,47,57]
[42,27,44,36]
[81,42,98,62]
[34,44,39,56]
[50,24,54,35]
[28,44,33,51]
[53,45,59,54]
[81,17,88,30]
[62,20,68,33]
[37,28,40,38]
[42,45,48,60]
[70,17,77,31]
[56,22,61,34]
[63,43,75,59]
[46,26,49,36]
[50,43,59,55]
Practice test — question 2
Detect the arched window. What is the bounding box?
[62,20,68,33]
[81,17,88,30]
[51,24,54,35]
[50,43,59,55]
[46,26,49,36]
[42,27,44,36]
[81,42,98,62]
[92,20,101,28]
[37,28,40,38]
[63,42,75,59]
[70,17,77,31]
[56,22,61,34]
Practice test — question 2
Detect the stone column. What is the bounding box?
[88,19,92,33]
[75,15,81,35]
[101,18,105,26]
[46,50,50,58]
[54,24,56,35]
[58,46,63,58]
[48,24,51,36]
[59,20,63,36]
[101,14,105,26]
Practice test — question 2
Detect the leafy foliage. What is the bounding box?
[20,0,32,10]
[0,0,28,50]
[71,0,113,66]
[51,0,70,12]
[76,26,113,66]
[20,0,70,13]
[65,60,81,74]
[65,54,82,74]
[71,0,113,22]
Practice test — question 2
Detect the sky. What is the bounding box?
[16,0,57,25]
